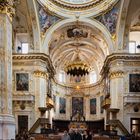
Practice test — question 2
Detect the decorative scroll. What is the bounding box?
[16,73,29,91]
[38,3,60,33]
[72,97,83,116]
[129,74,140,92]
[59,97,66,114]
[90,98,96,114]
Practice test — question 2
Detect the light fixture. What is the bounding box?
[65,52,90,76]
[65,19,90,76]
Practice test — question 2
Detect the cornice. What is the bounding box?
[12,53,55,76]
[53,78,103,89]
[100,53,140,76]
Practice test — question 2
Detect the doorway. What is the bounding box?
[18,115,28,133]
[131,118,140,135]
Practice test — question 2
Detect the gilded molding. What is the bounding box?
[0,1,15,21]
[34,70,48,79]
[109,71,124,79]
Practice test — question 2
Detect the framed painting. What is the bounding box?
[90,98,96,114]
[100,96,104,113]
[59,97,66,114]
[16,73,29,91]
[72,97,83,116]
[129,74,140,92]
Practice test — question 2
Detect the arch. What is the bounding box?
[42,18,114,54]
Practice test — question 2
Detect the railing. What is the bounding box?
[107,119,129,136]
[29,118,50,133]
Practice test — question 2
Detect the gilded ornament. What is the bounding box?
[0,0,15,21]
[109,71,124,79]
[34,70,48,79]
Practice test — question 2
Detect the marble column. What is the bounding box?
[66,97,71,120]
[0,2,15,139]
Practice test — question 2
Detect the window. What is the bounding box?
[59,71,65,83]
[129,41,136,53]
[131,118,140,134]
[129,32,140,53]
[90,71,97,84]
[17,43,29,54]
[21,43,29,54]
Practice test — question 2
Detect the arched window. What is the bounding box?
[59,71,65,83]
[90,71,97,84]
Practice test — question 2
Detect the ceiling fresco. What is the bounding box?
[95,1,121,35]
[37,2,61,33]
[48,23,108,76]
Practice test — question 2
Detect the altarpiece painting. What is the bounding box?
[16,73,29,91]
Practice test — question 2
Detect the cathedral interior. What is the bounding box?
[0,0,140,139]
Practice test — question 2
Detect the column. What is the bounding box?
[0,2,15,139]
[66,96,71,120]
[85,96,90,120]
[109,71,124,120]
[33,70,47,120]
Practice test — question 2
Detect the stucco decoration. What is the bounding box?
[95,3,120,35]
[37,3,60,33]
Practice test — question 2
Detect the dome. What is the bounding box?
[38,0,118,17]
[57,0,94,4]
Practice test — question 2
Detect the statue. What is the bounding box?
[71,111,85,122]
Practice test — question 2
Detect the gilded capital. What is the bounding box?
[34,70,48,79]
[0,0,15,21]
[109,71,124,79]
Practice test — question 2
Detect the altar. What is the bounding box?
[69,111,87,131]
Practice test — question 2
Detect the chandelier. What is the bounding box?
[65,19,91,76]
[65,54,90,76]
